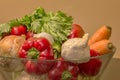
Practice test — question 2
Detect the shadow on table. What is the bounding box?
[100,58,120,80]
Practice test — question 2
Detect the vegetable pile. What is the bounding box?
[0,7,116,80]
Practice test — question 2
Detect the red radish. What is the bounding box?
[68,24,85,38]
[11,25,27,35]
[78,49,102,76]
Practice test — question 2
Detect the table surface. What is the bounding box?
[100,58,120,80]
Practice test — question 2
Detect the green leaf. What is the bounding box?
[0,23,11,36]
[31,9,73,43]
[53,41,61,58]
[8,19,22,27]
[31,7,47,20]
[18,15,32,30]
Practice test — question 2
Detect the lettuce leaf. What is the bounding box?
[31,9,73,43]
[0,23,11,36]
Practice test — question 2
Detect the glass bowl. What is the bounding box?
[0,48,116,80]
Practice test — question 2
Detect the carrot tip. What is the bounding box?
[106,26,112,30]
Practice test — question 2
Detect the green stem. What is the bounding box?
[27,48,40,59]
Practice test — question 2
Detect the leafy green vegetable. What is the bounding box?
[0,23,11,36]
[31,10,73,43]
[53,41,61,58]
[19,15,32,30]
[8,19,22,27]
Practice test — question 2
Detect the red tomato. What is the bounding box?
[68,24,85,38]
[11,25,27,35]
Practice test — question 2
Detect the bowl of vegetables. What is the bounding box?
[0,7,116,80]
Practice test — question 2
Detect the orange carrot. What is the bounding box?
[90,39,116,55]
[88,25,112,45]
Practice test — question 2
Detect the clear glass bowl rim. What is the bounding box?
[0,49,116,62]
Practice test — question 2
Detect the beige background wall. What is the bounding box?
[0,0,120,58]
